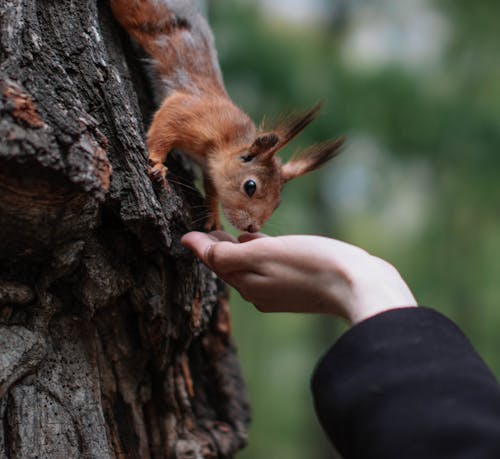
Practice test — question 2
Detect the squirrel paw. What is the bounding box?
[203,214,222,232]
[148,162,169,188]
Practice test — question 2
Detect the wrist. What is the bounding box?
[347,303,418,325]
[322,253,418,325]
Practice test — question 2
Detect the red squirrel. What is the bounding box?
[110,0,344,232]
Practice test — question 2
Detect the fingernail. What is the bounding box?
[203,243,215,270]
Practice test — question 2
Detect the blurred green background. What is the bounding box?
[205,0,500,457]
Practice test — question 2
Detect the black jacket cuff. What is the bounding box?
[311,307,500,458]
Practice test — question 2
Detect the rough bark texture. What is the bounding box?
[0,1,249,458]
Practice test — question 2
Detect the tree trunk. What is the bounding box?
[0,1,249,458]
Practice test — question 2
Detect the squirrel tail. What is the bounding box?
[110,0,225,94]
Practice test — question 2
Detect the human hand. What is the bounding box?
[181,231,417,325]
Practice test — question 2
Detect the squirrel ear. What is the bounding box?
[252,103,323,160]
[250,133,280,157]
[274,102,322,149]
[281,136,345,183]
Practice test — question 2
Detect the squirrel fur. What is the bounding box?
[110,0,344,232]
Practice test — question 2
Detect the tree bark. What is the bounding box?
[0,1,249,458]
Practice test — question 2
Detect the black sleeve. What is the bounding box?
[311,307,500,459]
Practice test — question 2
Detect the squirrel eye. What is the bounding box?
[243,179,257,197]
[240,155,254,163]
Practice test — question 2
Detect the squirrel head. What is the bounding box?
[210,103,345,232]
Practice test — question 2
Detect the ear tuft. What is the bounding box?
[278,102,322,144]
[281,136,346,182]
[250,133,279,155]
[252,102,324,159]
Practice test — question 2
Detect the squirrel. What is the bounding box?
[110,0,344,232]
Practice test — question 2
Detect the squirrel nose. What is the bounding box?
[245,224,259,233]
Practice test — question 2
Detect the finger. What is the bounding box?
[238,232,268,243]
[225,271,267,299]
[209,231,238,243]
[227,272,282,313]
[182,232,258,273]
[181,232,219,268]
[181,231,238,266]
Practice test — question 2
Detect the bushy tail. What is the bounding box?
[110,0,224,94]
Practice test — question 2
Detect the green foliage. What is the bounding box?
[210,1,500,457]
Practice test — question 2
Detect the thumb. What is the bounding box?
[238,232,268,243]
[181,231,218,268]
[182,231,258,273]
